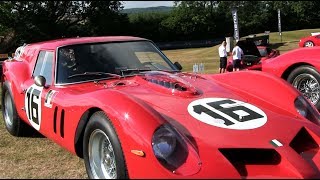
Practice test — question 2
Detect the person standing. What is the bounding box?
[218,41,228,73]
[232,41,244,72]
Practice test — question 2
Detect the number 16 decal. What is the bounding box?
[25,84,43,131]
[188,98,267,130]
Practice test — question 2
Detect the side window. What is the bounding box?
[33,51,46,77]
[33,51,54,86]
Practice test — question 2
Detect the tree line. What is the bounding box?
[0,1,319,53]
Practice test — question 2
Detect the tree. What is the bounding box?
[0,1,127,52]
[83,1,130,36]
[128,11,170,41]
[162,1,221,41]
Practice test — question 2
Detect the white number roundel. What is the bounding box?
[187,98,267,130]
[25,84,43,131]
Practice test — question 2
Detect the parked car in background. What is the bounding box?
[262,46,320,109]
[226,40,279,72]
[298,32,320,47]
[2,36,320,179]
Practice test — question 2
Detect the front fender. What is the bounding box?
[77,89,172,177]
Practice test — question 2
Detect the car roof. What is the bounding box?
[25,36,148,50]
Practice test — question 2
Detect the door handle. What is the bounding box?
[21,89,27,94]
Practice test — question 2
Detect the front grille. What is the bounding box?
[219,148,281,177]
[290,127,319,171]
[290,127,319,154]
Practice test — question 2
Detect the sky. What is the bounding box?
[122,1,174,9]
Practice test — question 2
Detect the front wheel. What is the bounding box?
[83,111,128,179]
[287,65,320,109]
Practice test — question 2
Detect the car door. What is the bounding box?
[23,50,58,138]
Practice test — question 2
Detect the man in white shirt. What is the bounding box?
[232,41,244,71]
[218,41,227,73]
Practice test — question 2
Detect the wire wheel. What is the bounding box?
[292,73,320,105]
[88,129,117,179]
[3,91,14,129]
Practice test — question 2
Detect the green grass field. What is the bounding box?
[0,28,319,178]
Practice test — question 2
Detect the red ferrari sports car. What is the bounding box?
[226,40,279,72]
[2,36,320,179]
[299,33,320,47]
[262,46,320,110]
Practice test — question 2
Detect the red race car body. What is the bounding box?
[262,46,320,110]
[226,40,279,72]
[299,33,320,47]
[2,36,320,179]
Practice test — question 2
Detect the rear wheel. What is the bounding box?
[83,111,128,179]
[287,65,320,109]
[2,84,31,137]
[304,41,314,47]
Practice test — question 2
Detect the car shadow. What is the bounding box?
[27,130,45,138]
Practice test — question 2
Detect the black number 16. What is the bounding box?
[193,99,263,126]
[26,87,41,125]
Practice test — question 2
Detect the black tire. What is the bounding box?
[304,40,314,47]
[1,83,33,137]
[287,65,320,109]
[83,111,128,179]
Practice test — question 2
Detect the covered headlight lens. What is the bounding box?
[152,126,177,159]
[151,124,201,175]
[295,95,320,125]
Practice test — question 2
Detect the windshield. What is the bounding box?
[56,40,177,84]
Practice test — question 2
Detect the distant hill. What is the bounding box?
[121,6,173,14]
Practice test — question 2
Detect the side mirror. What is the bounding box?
[34,75,46,87]
[174,62,183,71]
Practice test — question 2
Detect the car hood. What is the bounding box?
[237,40,262,57]
[68,71,320,177]
[112,71,316,149]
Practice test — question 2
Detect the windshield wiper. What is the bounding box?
[159,69,181,73]
[67,72,121,79]
[118,68,152,76]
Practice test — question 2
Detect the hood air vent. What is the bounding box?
[146,78,188,91]
[142,71,200,95]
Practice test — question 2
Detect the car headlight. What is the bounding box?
[151,124,201,175]
[152,126,177,159]
[294,95,320,125]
